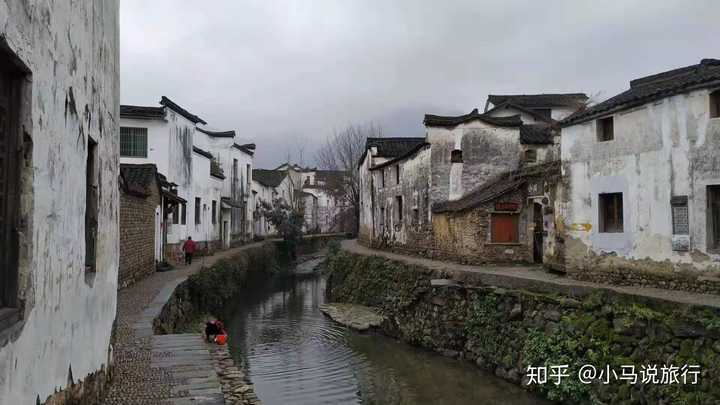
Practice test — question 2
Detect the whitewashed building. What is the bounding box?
[559,58,720,286]
[0,1,120,403]
[120,97,254,262]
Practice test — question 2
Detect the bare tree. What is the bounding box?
[316,122,383,235]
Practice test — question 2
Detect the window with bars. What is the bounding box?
[120,127,148,157]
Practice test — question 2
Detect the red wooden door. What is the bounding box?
[492,214,518,243]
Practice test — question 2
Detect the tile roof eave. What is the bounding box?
[561,78,720,127]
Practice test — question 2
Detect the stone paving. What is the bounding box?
[103,243,266,405]
[343,239,720,309]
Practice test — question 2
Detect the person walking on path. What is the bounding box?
[182,236,197,265]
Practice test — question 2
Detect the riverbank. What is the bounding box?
[327,240,720,404]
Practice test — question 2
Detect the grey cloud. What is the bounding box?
[120,0,720,168]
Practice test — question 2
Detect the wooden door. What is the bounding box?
[0,69,18,308]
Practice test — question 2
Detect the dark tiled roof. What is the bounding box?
[120,163,158,197]
[160,96,207,125]
[193,146,213,159]
[424,109,523,128]
[433,161,560,213]
[233,143,256,156]
[365,137,426,158]
[562,58,720,126]
[484,101,556,123]
[197,127,236,138]
[252,169,287,187]
[520,124,555,145]
[370,142,430,171]
[120,105,165,120]
[220,196,242,208]
[487,93,588,109]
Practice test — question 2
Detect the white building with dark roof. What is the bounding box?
[120,96,255,262]
[559,58,720,288]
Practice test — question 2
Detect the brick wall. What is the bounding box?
[119,185,160,289]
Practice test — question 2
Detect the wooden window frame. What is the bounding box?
[490,212,520,244]
[597,116,614,142]
[599,192,624,233]
[119,127,148,158]
[85,137,98,273]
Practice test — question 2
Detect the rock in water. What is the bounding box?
[319,303,384,331]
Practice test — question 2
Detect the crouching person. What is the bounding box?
[205,320,227,344]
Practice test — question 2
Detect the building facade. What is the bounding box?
[120,98,255,264]
[0,1,120,403]
[559,58,720,289]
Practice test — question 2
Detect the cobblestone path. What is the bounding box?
[103,243,265,405]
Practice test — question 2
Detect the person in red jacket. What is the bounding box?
[182,236,196,265]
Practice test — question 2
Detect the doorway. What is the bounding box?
[709,186,720,252]
[532,203,544,263]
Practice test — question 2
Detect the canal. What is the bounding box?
[222,273,549,405]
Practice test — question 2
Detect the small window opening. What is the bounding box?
[181,202,187,225]
[395,165,400,185]
[710,90,720,119]
[599,193,623,233]
[120,127,148,157]
[451,149,463,163]
[524,149,537,162]
[597,116,614,142]
[85,138,98,272]
[395,196,403,223]
[212,200,217,225]
[195,197,201,225]
[172,204,179,224]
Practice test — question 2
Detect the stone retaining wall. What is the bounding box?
[326,248,720,404]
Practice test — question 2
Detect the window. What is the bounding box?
[181,203,187,225]
[709,186,720,251]
[524,149,537,162]
[195,197,201,225]
[711,90,720,119]
[172,204,179,224]
[380,207,385,231]
[120,127,148,157]
[395,165,400,185]
[451,149,463,163]
[671,196,689,235]
[491,213,519,243]
[599,193,623,233]
[597,117,614,142]
[413,208,420,225]
[0,56,23,310]
[212,200,217,225]
[395,196,403,223]
[380,170,385,188]
[532,108,552,120]
[85,138,98,272]
[246,164,251,186]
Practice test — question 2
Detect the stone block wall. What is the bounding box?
[327,248,720,404]
[119,187,159,289]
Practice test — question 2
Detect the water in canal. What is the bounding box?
[222,274,549,405]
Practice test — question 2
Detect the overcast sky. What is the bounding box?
[120,0,719,168]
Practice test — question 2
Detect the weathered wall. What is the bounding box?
[431,189,533,264]
[119,185,159,289]
[0,1,120,403]
[427,122,520,206]
[369,147,432,247]
[327,248,720,404]
[561,89,720,285]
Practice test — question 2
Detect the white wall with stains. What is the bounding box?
[0,1,120,403]
[561,88,720,269]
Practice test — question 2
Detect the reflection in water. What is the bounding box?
[223,276,549,405]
